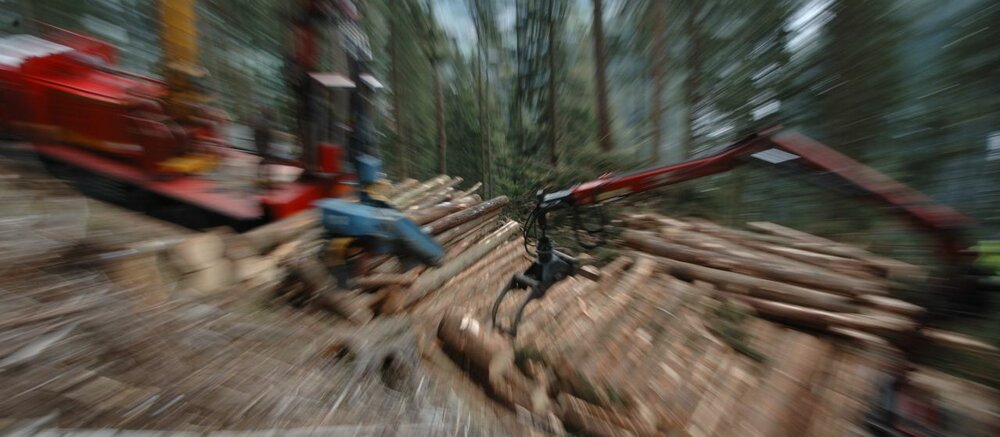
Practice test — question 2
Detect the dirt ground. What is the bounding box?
[0,149,528,435]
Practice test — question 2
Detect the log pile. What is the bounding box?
[437,212,998,436]
[0,165,524,434]
[1,153,996,435]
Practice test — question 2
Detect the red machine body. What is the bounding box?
[0,30,351,228]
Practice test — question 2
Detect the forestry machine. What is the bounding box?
[299,0,444,283]
[492,127,995,337]
[0,0,380,229]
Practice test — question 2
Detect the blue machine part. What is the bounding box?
[314,198,445,266]
[355,153,383,186]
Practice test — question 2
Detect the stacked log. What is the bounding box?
[436,212,997,436]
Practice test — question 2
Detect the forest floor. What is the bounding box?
[0,151,528,435]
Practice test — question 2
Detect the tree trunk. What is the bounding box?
[649,0,667,163]
[684,0,702,158]
[390,11,407,178]
[591,0,614,152]
[434,62,447,175]
[470,3,489,196]
[547,0,559,166]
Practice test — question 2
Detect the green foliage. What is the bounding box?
[3,0,996,243]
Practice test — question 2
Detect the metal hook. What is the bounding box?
[491,274,542,337]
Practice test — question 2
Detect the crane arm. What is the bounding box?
[537,128,973,256]
[493,127,984,336]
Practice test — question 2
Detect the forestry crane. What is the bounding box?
[491,127,995,337]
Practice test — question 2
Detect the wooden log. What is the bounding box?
[404,185,457,211]
[221,231,260,260]
[556,393,640,437]
[435,209,501,246]
[625,230,883,296]
[625,235,856,312]
[451,181,482,200]
[857,295,925,318]
[270,229,322,266]
[405,194,481,225]
[437,314,550,414]
[407,202,463,226]
[732,295,916,337]
[387,178,419,197]
[234,255,279,283]
[747,221,924,279]
[170,232,225,273]
[354,272,418,289]
[288,248,374,324]
[313,290,375,324]
[384,220,520,313]
[921,328,999,356]
[437,313,517,386]
[751,243,874,276]
[422,195,509,235]
[402,177,463,209]
[391,175,449,207]
[568,256,656,364]
[443,218,502,258]
[243,209,319,254]
[746,221,828,244]
[393,220,521,312]
[182,259,234,296]
[737,330,832,436]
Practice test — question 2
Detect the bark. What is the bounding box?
[422,196,509,235]
[567,256,655,364]
[437,313,517,384]
[437,313,549,414]
[354,272,418,289]
[649,0,666,163]
[407,203,462,226]
[625,232,856,312]
[406,177,464,209]
[857,295,925,318]
[557,393,638,437]
[443,218,502,258]
[921,328,999,356]
[677,255,854,311]
[392,220,521,311]
[473,7,489,195]
[738,331,831,436]
[733,295,915,337]
[434,61,447,174]
[547,0,559,166]
[406,195,480,226]
[244,209,319,254]
[390,10,407,178]
[392,175,451,208]
[683,0,702,157]
[624,230,884,296]
[591,0,614,152]
[746,221,924,279]
[435,208,501,246]
[170,232,225,273]
[289,251,373,324]
[387,178,418,197]
[451,182,483,200]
